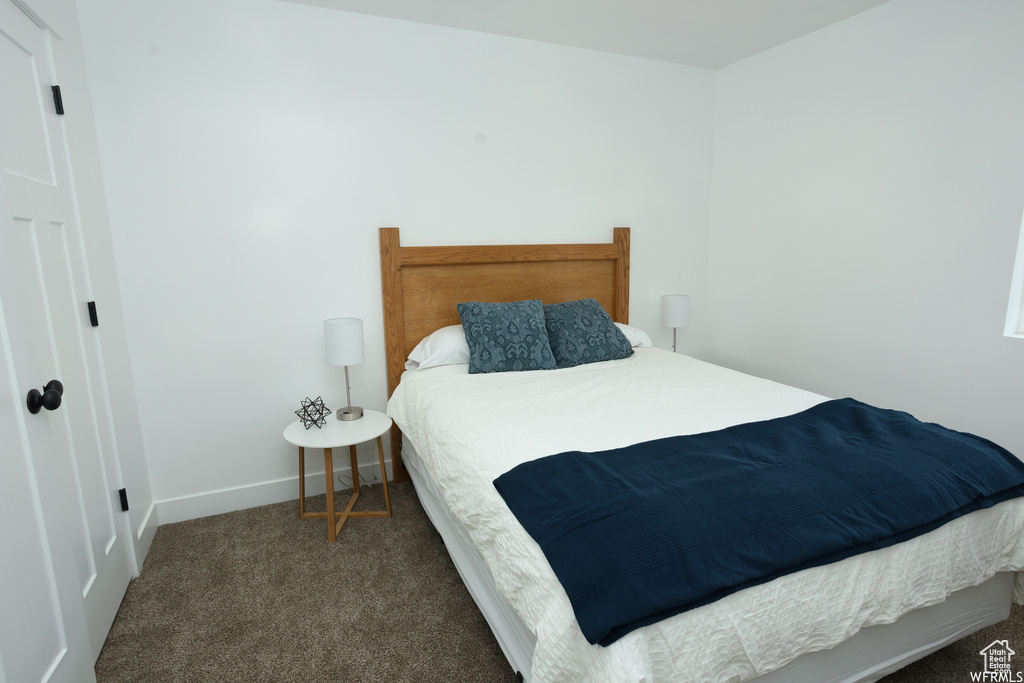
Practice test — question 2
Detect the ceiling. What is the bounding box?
[283,0,890,69]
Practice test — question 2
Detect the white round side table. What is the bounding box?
[283,409,392,542]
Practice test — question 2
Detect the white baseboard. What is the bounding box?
[155,458,392,525]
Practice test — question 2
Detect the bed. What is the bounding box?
[379,227,1024,683]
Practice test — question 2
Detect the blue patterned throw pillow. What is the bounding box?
[544,298,634,369]
[457,300,557,374]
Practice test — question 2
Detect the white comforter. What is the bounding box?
[387,348,1024,683]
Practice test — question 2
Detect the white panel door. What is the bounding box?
[0,0,133,669]
[0,299,94,683]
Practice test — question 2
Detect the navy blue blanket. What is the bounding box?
[493,398,1024,646]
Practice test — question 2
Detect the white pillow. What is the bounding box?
[405,322,650,370]
[405,325,470,371]
[615,322,653,348]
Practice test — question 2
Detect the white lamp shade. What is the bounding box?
[323,318,364,366]
[661,295,690,328]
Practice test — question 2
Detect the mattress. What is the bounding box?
[387,348,1024,683]
[404,438,1014,683]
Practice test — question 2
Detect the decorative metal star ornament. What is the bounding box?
[295,396,331,429]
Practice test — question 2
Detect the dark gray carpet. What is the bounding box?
[95,482,516,682]
[95,481,1021,682]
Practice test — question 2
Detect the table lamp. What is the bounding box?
[324,317,364,421]
[660,295,690,353]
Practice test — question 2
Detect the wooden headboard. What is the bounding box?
[379,227,630,481]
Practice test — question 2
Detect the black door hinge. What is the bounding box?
[87,301,99,327]
[52,85,64,115]
[118,488,129,512]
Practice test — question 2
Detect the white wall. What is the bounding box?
[708,0,1024,456]
[75,0,715,520]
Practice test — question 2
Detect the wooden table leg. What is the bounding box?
[334,489,359,538]
[296,438,393,541]
[343,437,393,522]
[298,446,306,517]
[349,444,360,495]
[324,447,336,543]
[377,436,391,517]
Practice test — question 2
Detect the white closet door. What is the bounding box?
[0,0,133,674]
[0,328,94,683]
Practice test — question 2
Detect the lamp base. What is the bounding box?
[336,406,363,421]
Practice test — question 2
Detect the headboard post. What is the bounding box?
[379,227,410,482]
[614,227,630,324]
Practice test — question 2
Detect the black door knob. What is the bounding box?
[27,380,63,414]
